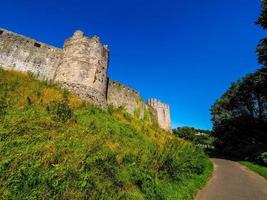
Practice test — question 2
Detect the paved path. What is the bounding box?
[195,158,267,200]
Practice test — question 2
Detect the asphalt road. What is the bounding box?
[195,158,267,200]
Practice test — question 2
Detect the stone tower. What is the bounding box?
[54,30,109,107]
[147,98,172,132]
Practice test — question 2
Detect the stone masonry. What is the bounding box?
[0,28,172,131]
[147,99,172,132]
[107,79,142,115]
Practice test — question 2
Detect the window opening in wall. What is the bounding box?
[0,30,4,35]
[34,42,41,48]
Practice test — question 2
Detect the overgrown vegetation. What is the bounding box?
[240,161,267,179]
[0,69,212,199]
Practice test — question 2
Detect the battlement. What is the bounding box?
[63,30,108,48]
[0,28,172,131]
[109,79,139,95]
[147,98,169,109]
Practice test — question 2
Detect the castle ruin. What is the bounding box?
[0,28,172,131]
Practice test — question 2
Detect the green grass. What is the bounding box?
[240,161,267,179]
[0,68,212,199]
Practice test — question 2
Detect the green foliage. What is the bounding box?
[62,88,70,100]
[143,108,157,125]
[134,107,141,119]
[257,0,267,29]
[0,68,212,199]
[240,161,267,179]
[173,126,213,149]
[27,71,37,79]
[256,0,267,67]
[133,99,143,119]
[0,96,8,116]
[173,127,196,141]
[256,38,267,66]
[257,152,267,166]
[211,68,267,159]
[47,100,73,122]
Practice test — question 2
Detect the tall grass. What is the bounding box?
[240,161,267,179]
[0,68,212,199]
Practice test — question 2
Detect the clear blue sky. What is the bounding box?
[1,0,265,130]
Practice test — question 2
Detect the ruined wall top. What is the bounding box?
[108,79,140,96]
[0,28,61,51]
[73,30,84,38]
[63,29,109,52]
[0,28,62,80]
[147,98,170,109]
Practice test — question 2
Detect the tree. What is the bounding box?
[210,0,267,160]
[211,68,267,159]
[256,0,267,67]
[173,127,213,148]
[257,0,267,29]
[173,127,196,141]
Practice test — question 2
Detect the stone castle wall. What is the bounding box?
[0,28,172,131]
[107,79,142,114]
[107,79,163,122]
[147,98,172,132]
[0,29,62,80]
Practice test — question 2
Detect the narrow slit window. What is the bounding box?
[34,42,41,48]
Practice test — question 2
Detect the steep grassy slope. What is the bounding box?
[0,68,212,199]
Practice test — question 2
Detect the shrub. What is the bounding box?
[62,89,70,100]
[0,96,8,116]
[257,152,267,166]
[27,71,37,79]
[47,100,73,122]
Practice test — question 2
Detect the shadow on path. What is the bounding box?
[195,158,267,200]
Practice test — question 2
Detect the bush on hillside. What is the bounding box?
[46,100,73,122]
[257,152,267,166]
[0,96,8,116]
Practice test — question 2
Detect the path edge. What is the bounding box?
[194,158,215,200]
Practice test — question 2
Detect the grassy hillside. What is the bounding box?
[0,68,212,199]
[240,161,267,179]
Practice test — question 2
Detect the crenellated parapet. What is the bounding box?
[147,98,172,132]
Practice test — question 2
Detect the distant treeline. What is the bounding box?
[173,127,214,149]
[173,127,211,135]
